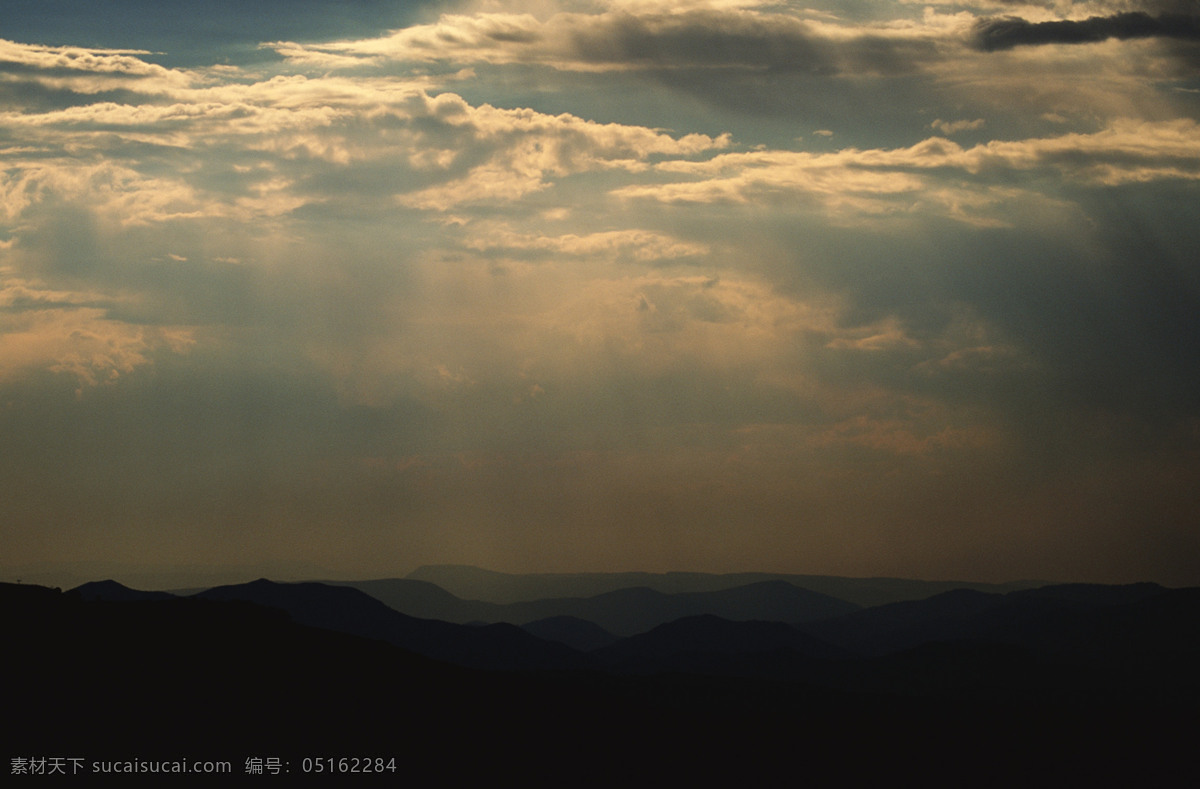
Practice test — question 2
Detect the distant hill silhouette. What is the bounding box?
[802,587,1011,656]
[326,577,479,622]
[6,577,1196,786]
[406,564,1045,606]
[520,615,619,651]
[339,577,858,635]
[499,581,857,636]
[71,579,178,602]
[193,579,583,671]
[593,614,851,673]
[307,574,1200,707]
[799,582,1182,660]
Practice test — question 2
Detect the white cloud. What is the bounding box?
[0,275,195,390]
[614,119,1200,222]
[464,226,709,260]
[931,118,986,134]
[0,38,196,95]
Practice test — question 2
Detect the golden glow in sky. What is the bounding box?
[2,0,1199,587]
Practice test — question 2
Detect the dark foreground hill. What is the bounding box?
[801,582,1196,667]
[585,583,1200,707]
[5,581,1196,786]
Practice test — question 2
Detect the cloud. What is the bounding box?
[0,38,196,99]
[0,39,162,76]
[2,1,1199,585]
[614,120,1200,225]
[0,274,194,391]
[464,227,709,261]
[0,1,444,69]
[931,118,986,134]
[271,6,946,77]
[825,318,922,352]
[1,65,729,228]
[971,11,1200,51]
[252,3,1198,140]
[389,97,730,210]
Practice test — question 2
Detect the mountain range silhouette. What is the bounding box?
[6,569,1196,785]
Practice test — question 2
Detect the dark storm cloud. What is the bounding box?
[569,11,837,73]
[566,10,937,76]
[542,9,941,133]
[972,11,1200,52]
[281,7,942,79]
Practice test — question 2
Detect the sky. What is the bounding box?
[2,0,1198,588]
